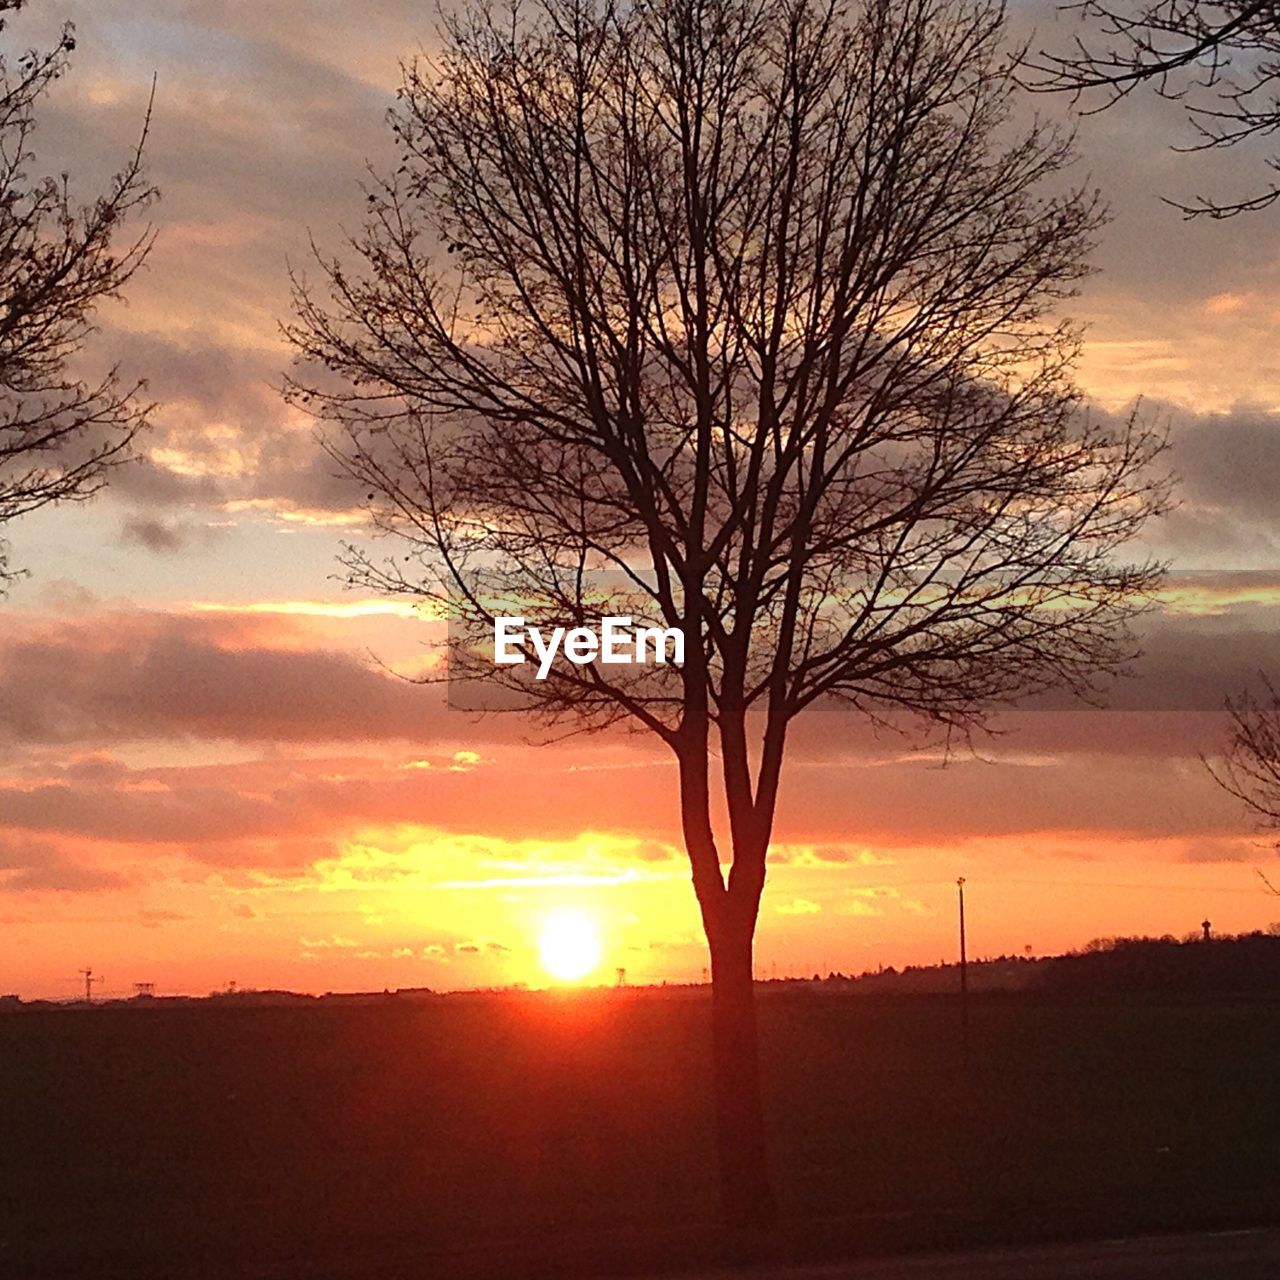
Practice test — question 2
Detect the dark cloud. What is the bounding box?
[0,2,397,524]
[453,940,511,955]
[102,331,363,517]
[59,754,131,784]
[1160,409,1280,558]
[0,722,1248,861]
[1175,411,1280,522]
[774,751,1246,846]
[1,780,312,846]
[1182,839,1275,865]
[0,609,448,748]
[0,834,130,893]
[120,516,188,553]
[0,0,1274,899]
[0,586,1273,774]
[1022,614,1280,712]
[108,331,281,435]
[108,457,226,508]
[16,0,1280,546]
[1154,508,1278,562]
[246,431,364,514]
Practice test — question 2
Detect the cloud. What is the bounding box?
[0,2,396,530]
[5,587,1260,763]
[15,0,1280,544]
[832,887,931,918]
[776,898,821,916]
[100,330,365,521]
[0,724,1250,877]
[0,834,130,893]
[120,516,189,553]
[0,0,1278,925]
[452,939,509,955]
[57,754,132,784]
[0,607,447,748]
[109,457,226,508]
[139,908,193,925]
[0,587,1272,882]
[1175,411,1280,522]
[772,843,895,867]
[1153,409,1280,562]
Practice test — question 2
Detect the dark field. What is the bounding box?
[3,989,1280,1278]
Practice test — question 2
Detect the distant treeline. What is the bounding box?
[9,932,1280,1010]
[1040,931,1280,996]
[797,929,1280,998]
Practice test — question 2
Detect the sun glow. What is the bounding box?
[538,909,603,982]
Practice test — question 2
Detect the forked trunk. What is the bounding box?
[708,914,777,1232]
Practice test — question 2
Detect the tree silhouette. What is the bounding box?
[1205,677,1280,892]
[0,0,156,585]
[1026,0,1280,217]
[288,0,1167,1228]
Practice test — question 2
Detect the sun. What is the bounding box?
[538,909,602,983]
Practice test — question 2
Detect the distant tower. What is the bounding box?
[1202,918,1212,941]
[133,982,155,997]
[615,967,627,987]
[79,967,101,1002]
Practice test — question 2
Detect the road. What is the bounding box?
[684,1228,1280,1279]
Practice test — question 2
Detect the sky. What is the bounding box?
[4,0,1280,1000]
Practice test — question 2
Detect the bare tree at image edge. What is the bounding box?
[0,0,157,585]
[1204,678,1280,893]
[287,0,1168,1230]
[1023,0,1280,217]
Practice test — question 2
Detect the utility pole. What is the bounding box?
[957,878,969,1069]
[79,967,100,1003]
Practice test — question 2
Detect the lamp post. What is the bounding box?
[957,878,969,1069]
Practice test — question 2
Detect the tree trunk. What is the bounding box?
[708,914,777,1232]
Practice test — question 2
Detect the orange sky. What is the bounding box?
[3,1,1280,999]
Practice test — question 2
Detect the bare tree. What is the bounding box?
[0,0,156,585]
[1025,0,1280,217]
[288,0,1167,1227]
[1205,677,1280,892]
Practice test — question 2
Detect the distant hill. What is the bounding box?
[1038,931,1280,996]
[788,930,1280,998]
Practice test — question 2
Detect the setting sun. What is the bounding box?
[537,909,602,983]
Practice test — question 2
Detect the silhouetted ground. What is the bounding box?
[686,1228,1280,1279]
[2,987,1279,1278]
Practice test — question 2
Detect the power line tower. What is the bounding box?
[79,967,101,1003]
